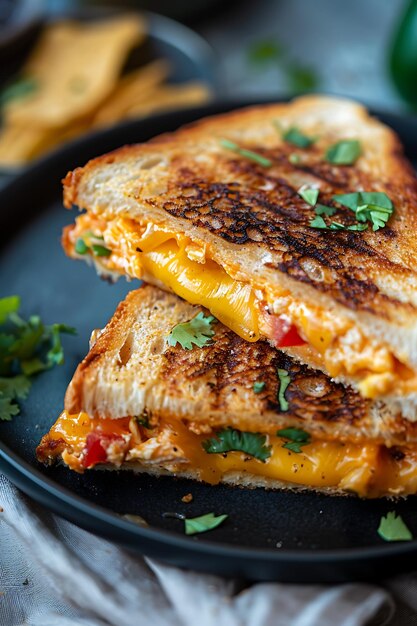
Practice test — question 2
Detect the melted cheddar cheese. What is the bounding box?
[37,411,417,498]
[65,215,416,399]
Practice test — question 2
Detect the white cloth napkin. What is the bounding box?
[1,473,416,626]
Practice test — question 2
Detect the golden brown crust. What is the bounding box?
[62,96,417,324]
[65,285,417,446]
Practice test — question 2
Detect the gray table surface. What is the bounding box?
[198,0,409,112]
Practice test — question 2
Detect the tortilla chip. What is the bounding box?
[124,82,211,119]
[4,15,146,129]
[93,59,170,126]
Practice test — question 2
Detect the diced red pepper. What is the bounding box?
[269,315,306,348]
[82,431,124,468]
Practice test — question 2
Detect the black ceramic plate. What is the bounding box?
[1,101,417,583]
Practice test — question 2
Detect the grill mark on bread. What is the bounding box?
[153,164,413,315]
[161,323,368,426]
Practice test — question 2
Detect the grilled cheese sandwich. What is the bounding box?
[61,96,417,419]
[37,286,417,498]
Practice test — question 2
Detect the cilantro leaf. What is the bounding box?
[0,296,76,421]
[277,368,291,411]
[289,153,301,164]
[298,186,319,206]
[329,221,345,230]
[167,312,216,350]
[0,394,20,421]
[378,512,413,542]
[135,412,150,429]
[91,244,111,257]
[277,427,311,453]
[0,296,20,324]
[0,376,31,401]
[46,323,76,367]
[220,138,272,167]
[347,223,368,232]
[202,428,271,462]
[75,238,89,255]
[326,140,361,165]
[185,512,228,536]
[332,191,394,231]
[309,215,328,229]
[248,40,282,65]
[282,127,316,148]
[253,381,266,394]
[315,204,336,217]
[287,64,320,93]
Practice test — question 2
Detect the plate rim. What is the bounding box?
[1,99,417,579]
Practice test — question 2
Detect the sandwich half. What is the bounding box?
[61,96,417,418]
[37,285,417,498]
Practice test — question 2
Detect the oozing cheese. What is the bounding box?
[37,411,417,498]
[65,215,416,398]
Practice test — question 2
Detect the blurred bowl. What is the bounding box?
[0,0,44,60]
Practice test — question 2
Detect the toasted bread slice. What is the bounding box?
[37,285,417,498]
[61,96,417,412]
[63,285,416,447]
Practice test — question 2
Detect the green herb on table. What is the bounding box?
[378,511,413,542]
[167,312,216,350]
[326,139,361,165]
[185,512,228,536]
[287,63,320,93]
[247,39,320,94]
[202,428,271,462]
[220,138,272,168]
[277,368,291,411]
[0,295,76,421]
[248,40,283,65]
[277,427,311,453]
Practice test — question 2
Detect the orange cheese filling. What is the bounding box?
[64,215,416,399]
[37,411,417,498]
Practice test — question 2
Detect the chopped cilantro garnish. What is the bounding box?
[253,381,266,394]
[185,512,228,536]
[75,234,111,257]
[135,412,150,428]
[0,396,20,421]
[91,244,111,257]
[378,512,413,542]
[0,296,76,421]
[277,368,291,411]
[202,428,271,462]
[298,186,319,206]
[75,238,89,255]
[329,221,345,230]
[220,138,272,167]
[277,427,311,453]
[314,204,336,217]
[289,153,301,164]
[282,126,316,148]
[309,215,328,229]
[326,139,361,165]
[332,191,394,231]
[167,312,216,350]
[0,296,20,324]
